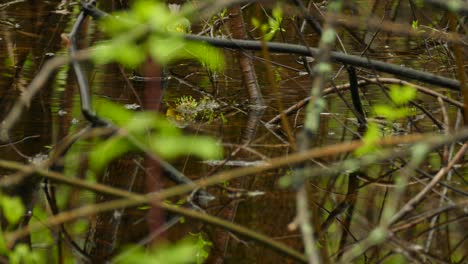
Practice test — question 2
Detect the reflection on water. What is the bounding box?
[0,1,463,263]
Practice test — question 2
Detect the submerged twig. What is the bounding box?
[267,77,464,126]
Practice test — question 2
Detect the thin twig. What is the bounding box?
[0,0,25,9]
[389,143,468,225]
[3,167,307,263]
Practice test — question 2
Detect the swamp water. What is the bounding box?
[0,1,465,263]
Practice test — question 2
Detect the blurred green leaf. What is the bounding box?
[135,1,170,25]
[94,0,225,71]
[95,99,133,126]
[9,244,41,264]
[91,99,222,169]
[92,43,117,65]
[389,84,417,105]
[114,239,198,264]
[272,5,283,21]
[149,135,222,160]
[251,17,260,28]
[30,207,54,245]
[264,31,275,41]
[190,232,212,264]
[89,136,133,173]
[127,113,155,133]
[125,112,159,133]
[374,105,411,120]
[99,13,139,36]
[183,41,224,72]
[123,111,180,136]
[114,42,146,68]
[148,37,224,72]
[1,195,25,225]
[148,35,185,64]
[355,122,381,156]
[254,4,284,41]
[71,219,89,236]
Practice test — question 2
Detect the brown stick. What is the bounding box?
[228,5,264,106]
[448,13,468,125]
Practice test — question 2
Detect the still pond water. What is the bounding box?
[0,1,464,263]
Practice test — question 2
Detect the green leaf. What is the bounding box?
[114,239,198,264]
[9,244,28,264]
[251,17,260,28]
[373,105,411,120]
[91,99,222,169]
[92,43,118,65]
[8,244,41,264]
[134,1,168,24]
[99,13,140,36]
[30,207,54,246]
[355,123,381,156]
[1,196,25,225]
[89,137,134,173]
[148,36,224,71]
[126,112,156,133]
[183,42,225,72]
[125,111,180,136]
[124,112,158,133]
[264,31,275,41]
[148,35,186,65]
[114,42,146,68]
[389,84,417,105]
[272,5,283,22]
[95,0,223,73]
[268,19,279,30]
[95,99,133,126]
[363,123,381,143]
[149,135,222,160]
[190,232,212,264]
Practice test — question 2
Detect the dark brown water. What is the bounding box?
[1,1,465,263]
